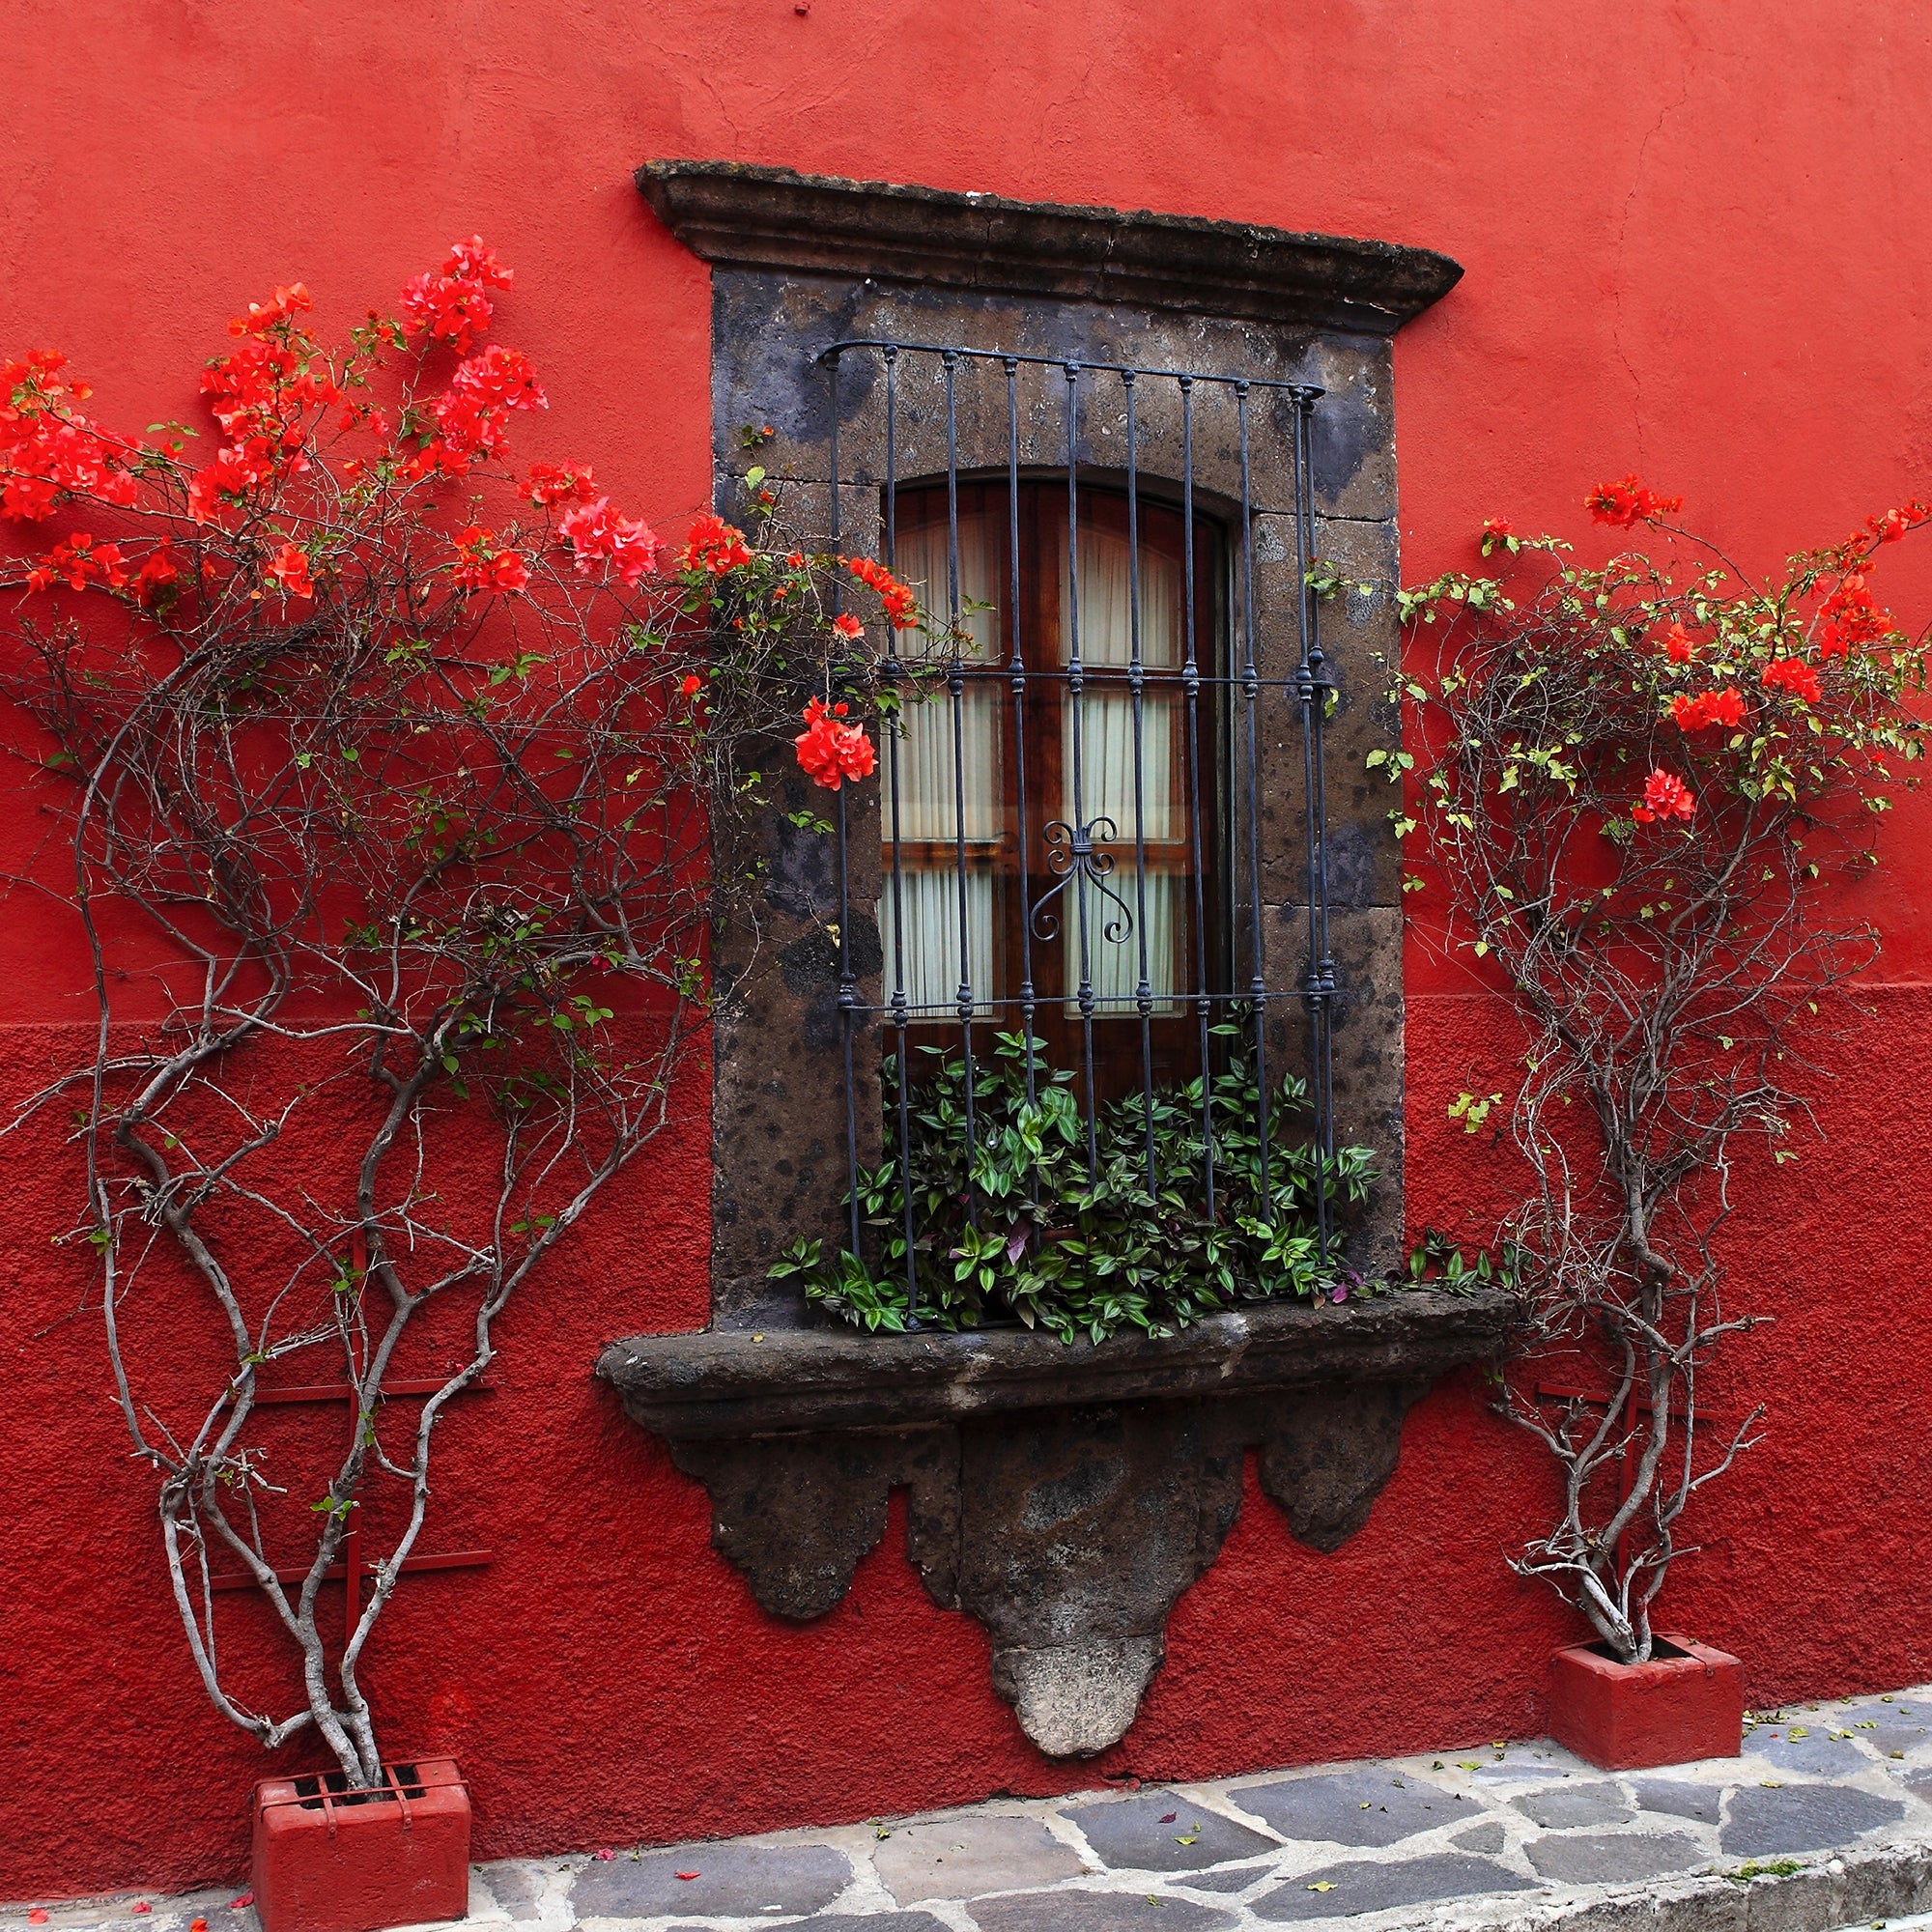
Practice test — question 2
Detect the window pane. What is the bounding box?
[893,514,1001,842]
[878,867,996,1018]
[1063,870,1184,1017]
[1059,524,1183,668]
[1056,518,1187,1015]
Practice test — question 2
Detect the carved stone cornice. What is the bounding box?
[637,159,1462,336]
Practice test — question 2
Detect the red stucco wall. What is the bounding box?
[4,0,1931,1900]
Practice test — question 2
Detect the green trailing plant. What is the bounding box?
[774,1027,1377,1343]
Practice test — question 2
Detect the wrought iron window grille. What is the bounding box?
[814,338,1346,1327]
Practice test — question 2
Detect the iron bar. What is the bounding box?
[1236,383,1273,1226]
[1064,360,1099,1183]
[827,349,862,1262]
[1179,377,1215,1219]
[1122,370,1157,1197]
[1007,357,1038,1132]
[881,345,919,1324]
[1292,384,1338,1264]
[943,352,979,1228]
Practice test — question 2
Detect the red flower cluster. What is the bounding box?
[1585,474,1683,527]
[0,351,140,522]
[1761,656,1822,703]
[523,461,598,506]
[1668,687,1745,731]
[189,300,347,521]
[23,529,128,593]
[452,526,529,595]
[830,611,865,640]
[1633,767,1694,824]
[187,439,283,523]
[793,697,876,790]
[133,545,179,603]
[203,341,341,440]
[268,542,315,600]
[1840,497,1932,565]
[1816,573,1891,658]
[227,283,311,338]
[842,554,918,628]
[680,513,753,578]
[1658,621,1697,663]
[410,344,547,479]
[401,238,514,355]
[558,497,662,586]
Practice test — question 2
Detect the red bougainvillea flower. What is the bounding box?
[1668,687,1746,731]
[1817,572,1891,658]
[680,673,703,697]
[24,530,128,592]
[842,554,919,628]
[1840,498,1932,563]
[1761,655,1823,703]
[0,353,143,522]
[227,283,312,339]
[451,526,529,595]
[446,344,546,416]
[1657,621,1697,663]
[830,611,865,639]
[558,497,662,586]
[132,546,180,603]
[523,461,597,506]
[401,239,514,355]
[268,542,314,600]
[1479,516,1515,555]
[794,696,877,790]
[187,438,279,522]
[442,237,513,292]
[1585,474,1684,527]
[680,513,753,578]
[1632,767,1694,824]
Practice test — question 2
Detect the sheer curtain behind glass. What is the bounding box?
[878,513,1000,1016]
[1060,526,1184,1015]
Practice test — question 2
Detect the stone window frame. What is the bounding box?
[636,159,1462,1326]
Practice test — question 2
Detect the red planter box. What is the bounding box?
[1546,1634,1744,1771]
[252,1759,470,1932]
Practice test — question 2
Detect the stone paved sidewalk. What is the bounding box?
[11,1690,1932,1932]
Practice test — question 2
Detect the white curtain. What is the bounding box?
[878,868,996,1018]
[880,514,1001,1014]
[1059,526,1184,1013]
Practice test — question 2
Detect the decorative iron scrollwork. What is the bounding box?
[1030,816,1133,948]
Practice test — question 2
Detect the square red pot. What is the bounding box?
[252,1758,470,1932]
[1546,1634,1744,1771]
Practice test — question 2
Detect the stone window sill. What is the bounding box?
[597,1288,1508,1438]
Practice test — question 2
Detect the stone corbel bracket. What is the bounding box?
[597,1291,1507,1757]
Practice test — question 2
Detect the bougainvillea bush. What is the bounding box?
[0,244,913,1785]
[1393,479,1926,1662]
